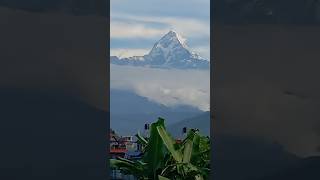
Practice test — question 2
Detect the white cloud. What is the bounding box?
[110,14,210,40]
[110,64,210,111]
[110,21,167,38]
[110,46,210,60]
[111,48,150,58]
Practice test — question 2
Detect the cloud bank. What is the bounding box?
[110,48,150,58]
[110,64,210,111]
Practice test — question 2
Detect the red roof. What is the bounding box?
[110,149,128,154]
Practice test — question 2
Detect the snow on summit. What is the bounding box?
[110,31,210,69]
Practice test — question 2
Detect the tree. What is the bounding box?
[110,118,211,180]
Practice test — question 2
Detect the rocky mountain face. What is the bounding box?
[111,30,210,69]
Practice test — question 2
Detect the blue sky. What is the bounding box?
[110,0,210,59]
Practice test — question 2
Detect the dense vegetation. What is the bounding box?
[110,118,210,180]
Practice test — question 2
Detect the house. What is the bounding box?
[109,129,140,158]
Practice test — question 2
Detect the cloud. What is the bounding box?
[110,21,167,38]
[110,44,210,60]
[111,14,210,39]
[110,48,150,58]
[110,14,210,58]
[110,0,210,59]
[110,64,210,111]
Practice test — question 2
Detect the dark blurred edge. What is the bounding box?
[0,0,108,180]
[210,1,215,180]
[212,1,320,180]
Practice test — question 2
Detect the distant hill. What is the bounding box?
[110,89,203,135]
[167,111,210,137]
[110,89,201,115]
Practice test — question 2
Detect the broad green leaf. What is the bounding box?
[191,133,201,164]
[143,118,166,179]
[193,133,201,154]
[160,163,177,176]
[136,132,148,145]
[183,142,192,163]
[176,164,185,176]
[158,175,171,180]
[195,174,204,180]
[110,159,144,176]
[182,130,198,163]
[116,157,135,164]
[136,160,148,166]
[156,125,182,162]
[183,163,199,173]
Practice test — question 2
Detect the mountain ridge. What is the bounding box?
[111,30,210,69]
[110,89,203,135]
[167,111,210,137]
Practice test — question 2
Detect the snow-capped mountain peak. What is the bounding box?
[156,30,188,49]
[111,30,209,69]
[147,31,193,64]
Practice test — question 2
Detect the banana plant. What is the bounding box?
[110,117,210,180]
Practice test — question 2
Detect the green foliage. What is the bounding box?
[143,118,166,179]
[110,117,211,180]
